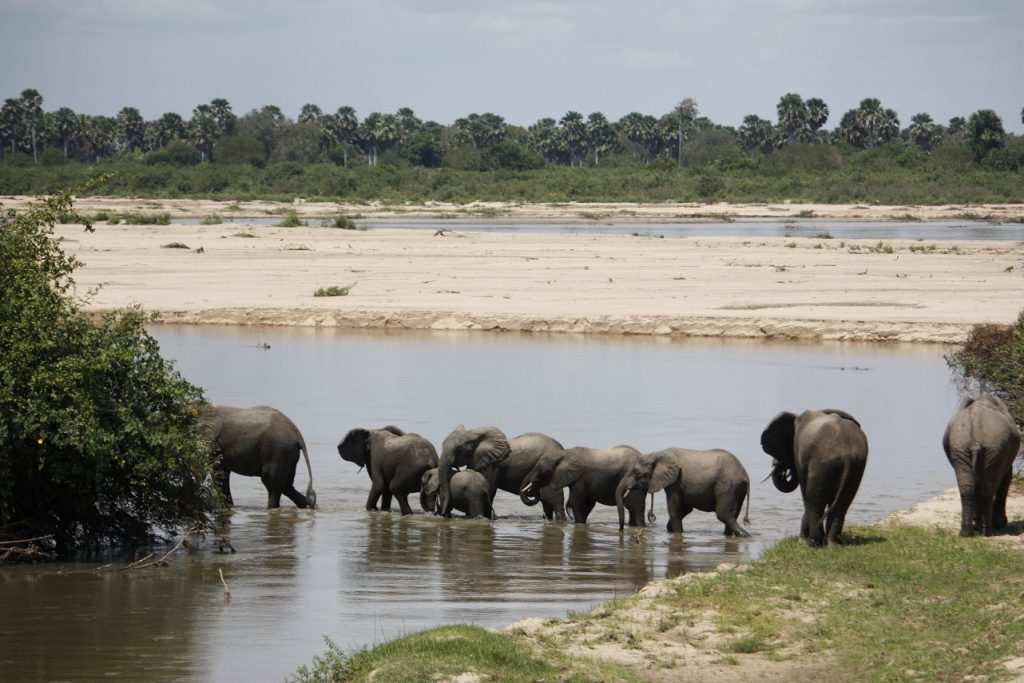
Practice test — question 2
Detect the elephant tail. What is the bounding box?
[301,441,317,509]
[825,460,854,522]
[743,479,751,526]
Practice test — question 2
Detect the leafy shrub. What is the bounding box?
[313,285,352,297]
[401,132,445,168]
[278,210,304,227]
[41,147,66,166]
[0,189,224,553]
[326,214,357,229]
[146,140,202,167]
[946,311,1024,423]
[214,136,266,167]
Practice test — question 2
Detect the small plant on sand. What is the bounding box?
[785,241,797,249]
[313,285,353,297]
[324,214,358,229]
[200,214,223,225]
[278,210,305,227]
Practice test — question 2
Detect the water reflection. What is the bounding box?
[2,326,964,682]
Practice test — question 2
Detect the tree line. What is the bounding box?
[2,89,1021,172]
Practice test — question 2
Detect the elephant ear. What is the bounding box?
[467,426,511,472]
[338,427,370,468]
[820,409,861,428]
[648,456,680,493]
[381,425,406,436]
[760,411,796,468]
[551,453,585,488]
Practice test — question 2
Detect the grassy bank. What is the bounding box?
[3,155,1024,206]
[293,523,1024,682]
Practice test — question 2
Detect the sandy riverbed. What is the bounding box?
[27,196,1023,343]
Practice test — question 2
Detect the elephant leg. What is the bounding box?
[573,498,596,525]
[396,494,414,516]
[717,502,750,537]
[380,488,394,513]
[952,463,977,537]
[218,469,234,505]
[282,485,309,509]
[993,468,1012,531]
[541,486,566,522]
[365,480,384,511]
[665,489,689,533]
[802,504,827,546]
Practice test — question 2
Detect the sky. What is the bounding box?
[1,0,1022,133]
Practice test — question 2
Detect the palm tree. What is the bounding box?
[189,104,218,161]
[209,98,236,137]
[676,98,698,166]
[585,112,616,166]
[527,118,561,163]
[51,107,78,159]
[19,88,44,162]
[618,112,655,161]
[738,114,775,154]
[905,113,940,153]
[559,111,586,167]
[0,99,18,160]
[965,109,1006,162]
[805,98,829,137]
[358,112,398,166]
[115,106,145,154]
[394,107,422,145]
[154,112,187,149]
[776,93,808,145]
[333,106,358,166]
[876,108,900,145]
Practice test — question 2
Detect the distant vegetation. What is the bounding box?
[1,89,1021,205]
[947,310,1024,424]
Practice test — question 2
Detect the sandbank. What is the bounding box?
[27,197,1023,344]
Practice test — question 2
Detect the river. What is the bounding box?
[1,326,964,682]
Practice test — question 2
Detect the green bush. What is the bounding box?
[0,189,224,553]
[278,210,304,227]
[946,311,1024,423]
[326,214,357,229]
[313,285,352,297]
[214,136,267,167]
[41,148,66,166]
[146,140,202,167]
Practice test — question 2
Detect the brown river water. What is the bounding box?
[1,327,962,682]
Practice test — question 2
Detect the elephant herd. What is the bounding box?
[202,395,1021,546]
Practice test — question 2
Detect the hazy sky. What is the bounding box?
[2,0,1022,132]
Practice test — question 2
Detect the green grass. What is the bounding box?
[278,210,305,227]
[288,626,638,683]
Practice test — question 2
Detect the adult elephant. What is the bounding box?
[479,432,566,520]
[619,448,751,535]
[943,396,1021,537]
[338,425,438,515]
[519,445,646,525]
[761,409,868,546]
[437,425,511,518]
[201,405,316,509]
[420,468,493,519]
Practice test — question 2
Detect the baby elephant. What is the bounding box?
[420,468,493,519]
[619,448,751,536]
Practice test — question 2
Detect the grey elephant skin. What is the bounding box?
[420,468,493,519]
[761,409,868,546]
[338,426,438,515]
[437,425,511,518]
[620,448,751,535]
[201,405,316,509]
[942,395,1021,537]
[475,432,567,520]
[519,445,646,525]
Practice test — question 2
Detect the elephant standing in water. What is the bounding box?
[420,468,493,519]
[619,448,751,535]
[761,409,867,546]
[519,445,646,525]
[943,396,1021,537]
[338,425,438,515]
[472,432,566,520]
[437,425,511,518]
[201,405,316,509]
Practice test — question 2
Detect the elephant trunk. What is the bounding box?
[437,455,456,517]
[769,460,799,493]
[647,492,656,525]
[616,483,629,531]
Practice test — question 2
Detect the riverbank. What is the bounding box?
[29,197,1024,344]
[296,485,1024,682]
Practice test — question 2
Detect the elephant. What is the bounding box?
[201,405,316,509]
[420,468,493,519]
[618,448,751,536]
[437,425,511,518]
[338,425,438,515]
[942,395,1021,537]
[441,429,566,520]
[519,445,646,525]
[761,409,868,546]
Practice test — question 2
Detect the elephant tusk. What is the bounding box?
[624,487,632,497]
[520,482,532,493]
[759,466,775,484]
[357,466,364,475]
